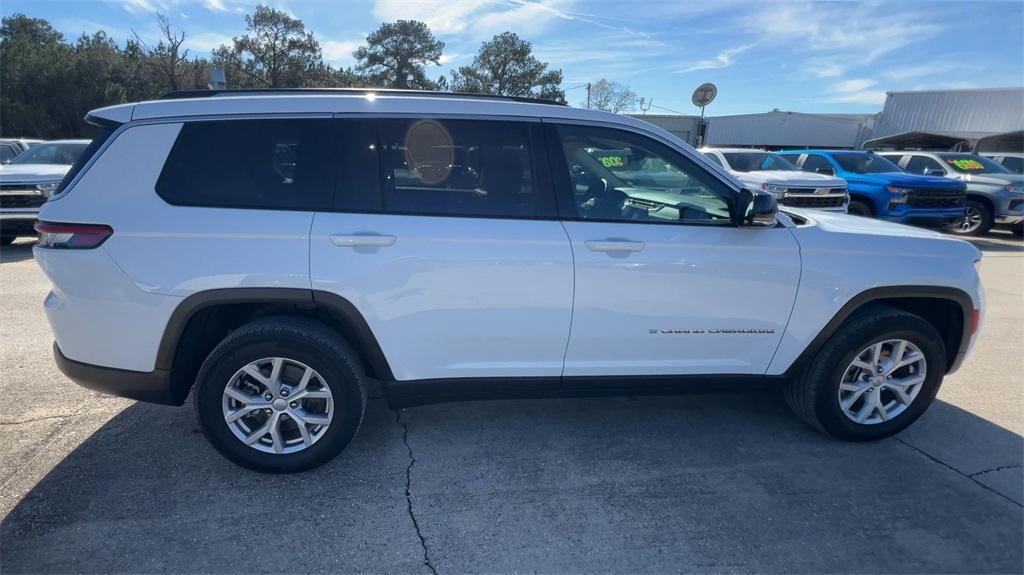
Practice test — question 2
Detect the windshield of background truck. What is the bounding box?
[722,151,798,172]
[937,154,1013,175]
[831,153,901,174]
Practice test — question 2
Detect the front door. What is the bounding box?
[547,123,801,377]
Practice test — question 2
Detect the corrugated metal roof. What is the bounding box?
[704,111,869,148]
[871,87,1024,140]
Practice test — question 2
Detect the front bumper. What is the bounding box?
[884,207,965,225]
[53,343,177,405]
[994,193,1024,224]
[0,209,39,236]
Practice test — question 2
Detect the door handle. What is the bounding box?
[585,240,645,253]
[330,234,397,248]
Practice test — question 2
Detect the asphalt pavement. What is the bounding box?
[1,231,1021,574]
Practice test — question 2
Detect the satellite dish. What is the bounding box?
[692,83,718,108]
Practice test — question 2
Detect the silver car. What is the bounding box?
[880,151,1024,236]
[0,139,90,245]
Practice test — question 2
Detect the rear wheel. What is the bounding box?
[946,199,993,236]
[194,316,367,473]
[784,305,946,441]
[848,198,874,217]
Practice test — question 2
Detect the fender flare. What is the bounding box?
[155,287,394,381]
[781,285,974,377]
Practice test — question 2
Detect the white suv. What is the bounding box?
[699,147,849,212]
[37,90,983,472]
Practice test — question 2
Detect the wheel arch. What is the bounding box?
[784,286,974,378]
[157,288,392,404]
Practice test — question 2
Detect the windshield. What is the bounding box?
[722,151,797,172]
[831,153,901,174]
[937,154,1012,175]
[8,142,88,166]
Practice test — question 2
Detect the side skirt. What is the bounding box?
[381,374,789,409]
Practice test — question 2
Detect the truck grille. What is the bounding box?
[782,187,847,208]
[0,185,45,209]
[907,188,966,209]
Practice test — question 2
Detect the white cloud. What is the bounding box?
[744,1,942,61]
[184,31,233,53]
[823,90,888,105]
[831,78,877,93]
[320,39,362,67]
[882,63,958,81]
[373,0,500,35]
[676,43,754,73]
[438,53,462,65]
[202,0,232,13]
[119,0,164,14]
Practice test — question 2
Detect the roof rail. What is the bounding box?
[159,88,568,106]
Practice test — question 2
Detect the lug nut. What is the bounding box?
[264,408,272,415]
[290,402,298,408]
[264,393,273,401]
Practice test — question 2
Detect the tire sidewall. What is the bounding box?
[946,199,993,236]
[195,334,364,473]
[812,317,946,441]
[848,200,873,217]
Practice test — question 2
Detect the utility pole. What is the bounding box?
[586,82,591,109]
[639,97,652,115]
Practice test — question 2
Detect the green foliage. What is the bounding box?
[448,32,564,102]
[353,20,444,89]
[214,6,323,88]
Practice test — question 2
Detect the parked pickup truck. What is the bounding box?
[0,139,90,245]
[879,151,1024,236]
[699,147,849,212]
[778,150,966,225]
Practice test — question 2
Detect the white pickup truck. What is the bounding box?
[700,147,849,212]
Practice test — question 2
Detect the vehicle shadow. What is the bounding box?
[1,391,1021,573]
[0,239,36,264]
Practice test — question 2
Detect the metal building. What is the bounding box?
[630,111,872,149]
[863,87,1024,151]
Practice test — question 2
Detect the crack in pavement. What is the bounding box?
[969,464,1024,478]
[0,414,77,426]
[895,437,1023,509]
[396,409,439,575]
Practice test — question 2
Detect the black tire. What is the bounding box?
[1012,222,1023,237]
[194,316,368,473]
[784,304,946,441]
[945,198,994,236]
[847,198,874,217]
[0,235,15,246]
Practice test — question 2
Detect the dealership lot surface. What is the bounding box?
[1,234,1021,574]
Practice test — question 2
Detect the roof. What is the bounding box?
[872,87,1024,141]
[160,88,567,107]
[861,131,981,151]
[36,139,91,144]
[975,130,1024,153]
[87,92,674,143]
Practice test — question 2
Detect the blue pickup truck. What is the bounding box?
[778,150,966,225]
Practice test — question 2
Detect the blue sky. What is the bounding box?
[4,0,1023,116]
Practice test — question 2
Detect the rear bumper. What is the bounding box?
[54,343,178,405]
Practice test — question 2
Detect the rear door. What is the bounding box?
[547,122,801,377]
[310,117,574,382]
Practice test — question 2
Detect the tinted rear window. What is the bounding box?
[156,119,334,210]
[377,119,550,218]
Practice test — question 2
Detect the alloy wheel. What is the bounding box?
[838,339,927,425]
[951,205,983,234]
[221,357,334,454]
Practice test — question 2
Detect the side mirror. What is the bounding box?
[734,188,778,227]
[815,167,835,176]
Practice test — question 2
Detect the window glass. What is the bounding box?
[156,119,334,210]
[936,153,1011,174]
[556,125,732,225]
[9,142,88,165]
[800,154,833,173]
[702,152,723,167]
[56,128,114,195]
[722,151,798,172]
[778,153,802,166]
[999,156,1024,174]
[905,155,945,175]
[332,119,381,212]
[831,152,901,174]
[0,145,17,163]
[378,119,544,218]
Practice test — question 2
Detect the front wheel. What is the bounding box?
[194,316,368,473]
[847,199,874,217]
[784,305,946,441]
[946,199,993,236]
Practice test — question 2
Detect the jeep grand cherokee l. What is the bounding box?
[37,90,983,472]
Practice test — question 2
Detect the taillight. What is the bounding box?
[34,221,113,249]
